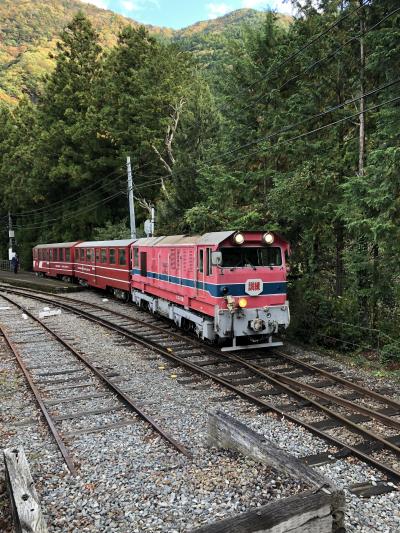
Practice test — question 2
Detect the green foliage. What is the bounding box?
[0,0,399,369]
[93,219,130,240]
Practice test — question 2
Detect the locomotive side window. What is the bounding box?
[140,252,147,276]
[133,248,139,267]
[119,249,126,265]
[80,248,85,261]
[109,248,116,264]
[49,249,53,261]
[206,248,212,276]
[220,247,282,268]
[65,249,70,262]
[59,249,64,261]
[199,250,204,273]
[101,248,107,263]
[95,249,100,262]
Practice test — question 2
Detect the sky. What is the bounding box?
[80,0,295,29]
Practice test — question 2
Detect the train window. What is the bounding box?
[101,248,107,263]
[140,252,147,276]
[38,250,41,260]
[119,249,126,265]
[49,249,53,261]
[109,248,116,264]
[59,249,64,261]
[206,248,212,276]
[95,249,100,262]
[199,250,204,273]
[80,248,85,261]
[54,249,58,261]
[133,248,138,267]
[65,249,70,262]
[220,247,282,268]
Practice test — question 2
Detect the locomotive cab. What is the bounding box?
[209,231,290,351]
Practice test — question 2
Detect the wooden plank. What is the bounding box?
[4,447,48,533]
[192,490,333,533]
[45,392,111,405]
[52,405,124,421]
[207,411,346,532]
[208,411,326,487]
[63,418,138,438]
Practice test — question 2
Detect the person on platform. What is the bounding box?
[11,254,19,274]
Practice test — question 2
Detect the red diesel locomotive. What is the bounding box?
[33,230,290,350]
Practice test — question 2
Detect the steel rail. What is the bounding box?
[2,284,399,413]
[274,348,400,410]
[5,286,400,430]
[0,293,191,458]
[0,325,78,476]
[1,288,400,481]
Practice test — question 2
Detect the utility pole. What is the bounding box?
[358,0,365,177]
[8,211,15,260]
[126,156,137,239]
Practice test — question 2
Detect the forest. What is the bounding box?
[0,0,399,366]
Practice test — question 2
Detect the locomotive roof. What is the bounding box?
[76,239,136,247]
[134,231,236,247]
[33,242,80,249]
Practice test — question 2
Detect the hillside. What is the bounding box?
[0,0,288,103]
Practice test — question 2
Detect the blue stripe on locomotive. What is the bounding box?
[130,269,286,297]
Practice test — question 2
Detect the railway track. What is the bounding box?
[0,292,191,475]
[1,284,400,485]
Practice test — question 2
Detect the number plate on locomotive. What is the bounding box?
[245,279,263,296]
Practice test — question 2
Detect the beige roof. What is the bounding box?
[33,242,80,249]
[134,231,236,247]
[76,239,136,248]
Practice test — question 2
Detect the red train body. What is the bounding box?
[33,231,290,350]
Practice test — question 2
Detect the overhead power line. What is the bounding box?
[14,191,125,231]
[227,0,370,104]
[243,5,399,111]
[133,91,400,193]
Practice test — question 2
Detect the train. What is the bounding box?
[33,231,290,351]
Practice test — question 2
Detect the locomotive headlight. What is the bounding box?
[233,232,245,245]
[263,232,275,245]
[238,297,248,308]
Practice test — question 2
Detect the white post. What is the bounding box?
[151,206,155,237]
[8,211,15,261]
[126,156,137,239]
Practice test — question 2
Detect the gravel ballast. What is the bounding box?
[1,289,400,532]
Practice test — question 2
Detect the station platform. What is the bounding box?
[0,270,82,293]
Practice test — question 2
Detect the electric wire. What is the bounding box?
[131,83,400,192]
[14,191,125,230]
[242,5,399,111]
[7,168,125,218]
[226,0,370,104]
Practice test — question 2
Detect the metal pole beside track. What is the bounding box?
[126,156,137,239]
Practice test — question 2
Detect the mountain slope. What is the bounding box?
[0,0,289,103]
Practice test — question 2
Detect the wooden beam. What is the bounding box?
[192,490,334,533]
[205,411,346,533]
[4,447,48,533]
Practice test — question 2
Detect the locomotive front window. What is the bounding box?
[109,249,116,264]
[220,247,282,268]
